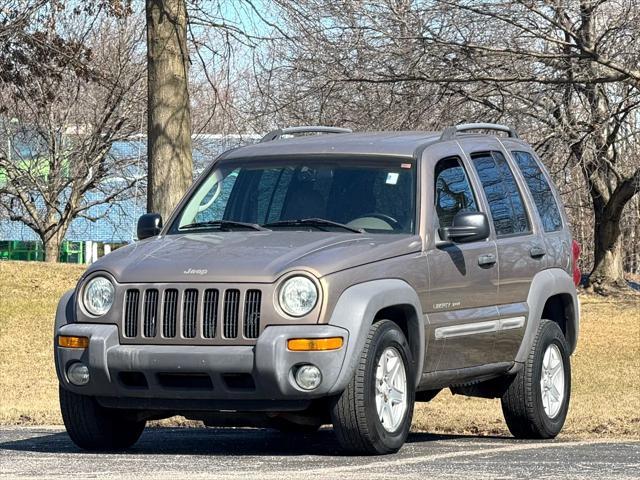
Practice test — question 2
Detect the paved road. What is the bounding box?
[1,427,638,479]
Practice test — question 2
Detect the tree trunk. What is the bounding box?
[146,0,193,220]
[43,237,61,263]
[589,213,626,291]
[587,173,639,292]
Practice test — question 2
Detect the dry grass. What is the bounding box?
[0,261,84,424]
[1,260,638,438]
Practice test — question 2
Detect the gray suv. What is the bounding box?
[54,124,581,454]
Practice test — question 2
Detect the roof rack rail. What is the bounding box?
[260,126,352,143]
[440,123,518,141]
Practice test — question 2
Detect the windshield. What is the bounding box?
[170,157,416,234]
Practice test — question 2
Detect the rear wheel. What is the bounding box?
[330,320,415,454]
[59,386,146,450]
[501,320,571,439]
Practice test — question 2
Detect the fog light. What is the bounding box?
[295,365,322,390]
[67,363,90,386]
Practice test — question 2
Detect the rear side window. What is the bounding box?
[471,151,530,236]
[434,156,478,228]
[512,151,563,232]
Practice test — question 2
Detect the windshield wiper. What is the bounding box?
[179,220,269,231]
[262,218,363,233]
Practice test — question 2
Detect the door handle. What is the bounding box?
[478,253,496,267]
[530,246,546,258]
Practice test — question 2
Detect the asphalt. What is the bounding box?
[0,427,638,479]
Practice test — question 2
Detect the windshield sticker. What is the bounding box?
[386,172,399,185]
[401,163,412,169]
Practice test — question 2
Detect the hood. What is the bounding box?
[87,231,422,284]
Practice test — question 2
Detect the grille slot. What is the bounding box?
[203,289,219,338]
[182,289,198,338]
[244,289,262,339]
[223,289,240,338]
[163,289,179,338]
[124,289,140,338]
[143,289,159,337]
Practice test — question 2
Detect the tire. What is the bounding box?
[501,319,571,439]
[59,385,146,450]
[330,320,415,455]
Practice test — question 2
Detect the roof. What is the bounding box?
[223,131,443,160]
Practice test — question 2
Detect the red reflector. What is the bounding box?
[571,240,581,286]
[573,268,581,287]
[572,240,581,261]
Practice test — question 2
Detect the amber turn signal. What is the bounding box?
[58,335,89,349]
[287,337,344,351]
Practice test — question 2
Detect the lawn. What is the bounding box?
[0,260,638,438]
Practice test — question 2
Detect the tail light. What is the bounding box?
[571,240,581,287]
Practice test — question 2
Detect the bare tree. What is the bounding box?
[186,0,285,136]
[0,0,47,42]
[256,0,639,292]
[146,0,192,220]
[0,13,146,262]
[427,0,640,293]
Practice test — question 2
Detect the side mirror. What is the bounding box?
[137,213,163,240]
[438,211,490,245]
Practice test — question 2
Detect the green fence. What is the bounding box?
[0,240,84,263]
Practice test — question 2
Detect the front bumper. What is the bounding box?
[55,322,349,409]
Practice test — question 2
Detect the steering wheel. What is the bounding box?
[351,213,402,230]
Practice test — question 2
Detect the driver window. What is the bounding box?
[434,156,478,227]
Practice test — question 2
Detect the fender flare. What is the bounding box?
[327,279,426,393]
[55,289,76,333]
[515,268,579,364]
[53,289,76,381]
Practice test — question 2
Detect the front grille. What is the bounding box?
[124,290,140,337]
[223,289,240,338]
[182,289,198,338]
[244,290,261,339]
[143,289,159,337]
[202,289,219,338]
[122,285,263,343]
[163,289,179,338]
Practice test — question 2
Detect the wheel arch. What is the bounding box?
[373,304,423,385]
[515,268,579,364]
[326,279,425,393]
[541,293,578,352]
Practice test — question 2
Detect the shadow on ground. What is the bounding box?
[0,427,507,457]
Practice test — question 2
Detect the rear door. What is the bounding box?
[424,143,500,372]
[461,139,544,363]
[509,148,571,273]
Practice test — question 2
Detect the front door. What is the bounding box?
[425,151,500,372]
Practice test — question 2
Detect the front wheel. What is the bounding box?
[330,320,415,455]
[59,386,146,450]
[501,320,571,439]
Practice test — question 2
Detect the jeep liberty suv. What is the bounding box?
[54,123,580,455]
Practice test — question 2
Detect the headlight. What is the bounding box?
[83,276,115,316]
[279,276,318,317]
